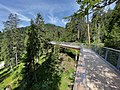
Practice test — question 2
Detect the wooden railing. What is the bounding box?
[49,41,80,50]
[50,42,96,89]
[73,44,88,90]
[49,42,87,90]
[91,44,120,71]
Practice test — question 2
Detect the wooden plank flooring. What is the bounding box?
[84,49,120,90]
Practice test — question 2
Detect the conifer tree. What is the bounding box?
[1,13,20,69]
[25,13,45,87]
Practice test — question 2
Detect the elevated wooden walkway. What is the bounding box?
[49,42,120,90]
[84,49,120,90]
[49,41,80,50]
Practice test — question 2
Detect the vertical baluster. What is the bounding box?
[105,49,109,60]
[98,47,101,55]
[117,54,120,70]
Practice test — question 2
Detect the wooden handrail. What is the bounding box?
[103,47,120,53]
[49,41,80,50]
[49,42,87,90]
[90,44,120,71]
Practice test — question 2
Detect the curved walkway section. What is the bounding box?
[84,49,120,90]
[49,42,120,90]
[49,41,80,50]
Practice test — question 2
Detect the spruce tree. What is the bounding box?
[25,13,45,87]
[1,13,20,69]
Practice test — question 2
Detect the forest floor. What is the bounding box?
[59,52,76,90]
[0,49,76,90]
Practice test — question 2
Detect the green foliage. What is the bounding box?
[1,13,22,69]
[44,23,65,41]
[74,0,120,49]
[77,0,117,14]
[0,62,24,89]
[89,1,120,49]
[23,13,46,88]
[32,48,61,90]
[105,24,120,49]
[65,15,87,42]
[0,11,78,90]
[1,1,120,89]
[104,2,120,49]
[0,31,3,61]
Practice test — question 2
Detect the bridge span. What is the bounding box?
[49,41,120,90]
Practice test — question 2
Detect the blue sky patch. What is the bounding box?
[0,0,79,31]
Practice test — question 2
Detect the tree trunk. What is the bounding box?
[87,14,90,48]
[87,23,90,48]
[86,3,91,48]
[10,62,13,71]
[78,29,80,40]
[33,59,37,82]
[98,24,101,43]
[15,52,18,65]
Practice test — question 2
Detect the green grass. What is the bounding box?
[59,53,75,90]
[0,54,47,90]
[60,70,74,90]
[65,48,79,55]
[0,49,76,90]
[0,62,24,89]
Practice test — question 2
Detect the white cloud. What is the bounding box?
[0,3,30,22]
[48,15,59,24]
[23,1,79,16]
[18,24,26,28]
[0,1,79,28]
[47,9,69,27]
[62,19,68,25]
[47,9,59,24]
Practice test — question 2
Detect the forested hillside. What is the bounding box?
[0,0,120,90]
[0,13,76,90]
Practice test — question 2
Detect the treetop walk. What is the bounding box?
[49,41,120,90]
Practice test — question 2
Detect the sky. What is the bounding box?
[0,0,116,31]
[0,0,79,31]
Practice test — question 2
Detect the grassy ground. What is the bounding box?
[0,48,76,90]
[59,53,75,90]
[0,63,24,90]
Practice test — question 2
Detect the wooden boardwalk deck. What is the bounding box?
[84,49,120,90]
[49,42,120,90]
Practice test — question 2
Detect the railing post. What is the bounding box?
[95,44,98,52]
[98,47,101,55]
[117,54,120,70]
[80,44,83,57]
[105,49,109,60]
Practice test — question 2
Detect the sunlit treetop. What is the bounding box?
[76,0,118,17]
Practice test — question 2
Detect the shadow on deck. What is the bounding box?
[84,49,120,90]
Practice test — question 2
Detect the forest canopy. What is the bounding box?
[0,0,120,90]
